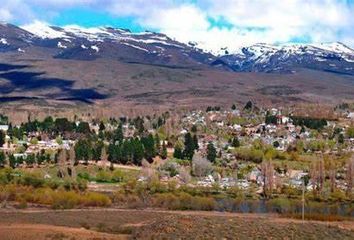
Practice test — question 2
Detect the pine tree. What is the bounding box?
[183,132,195,160]
[173,145,183,159]
[232,137,240,147]
[155,133,161,154]
[161,142,167,159]
[142,134,156,161]
[99,121,106,131]
[0,151,5,167]
[193,135,199,150]
[0,130,5,147]
[206,142,217,162]
[113,124,124,143]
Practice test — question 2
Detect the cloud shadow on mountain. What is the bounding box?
[0,63,107,103]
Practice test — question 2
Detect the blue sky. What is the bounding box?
[1,0,354,51]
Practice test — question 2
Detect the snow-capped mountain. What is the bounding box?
[1,22,354,75]
[214,42,354,74]
[16,21,215,66]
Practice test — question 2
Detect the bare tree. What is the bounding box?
[57,149,67,178]
[192,153,212,177]
[68,148,76,179]
[310,159,325,196]
[261,160,274,199]
[100,146,108,170]
[346,156,354,196]
[324,156,337,193]
[178,167,191,184]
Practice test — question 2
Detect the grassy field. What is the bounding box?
[0,209,353,240]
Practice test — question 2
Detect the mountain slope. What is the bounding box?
[0,22,354,110]
[215,42,354,75]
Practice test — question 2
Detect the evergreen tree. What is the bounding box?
[207,142,217,162]
[338,133,344,144]
[161,142,167,159]
[113,124,124,143]
[0,151,5,167]
[183,132,195,160]
[132,138,144,165]
[193,135,199,150]
[9,155,16,168]
[231,104,236,110]
[244,101,253,110]
[191,125,197,133]
[75,139,92,164]
[142,134,156,161]
[26,154,35,166]
[77,122,91,134]
[99,121,106,131]
[155,133,161,154]
[173,145,183,159]
[0,130,5,147]
[232,137,240,147]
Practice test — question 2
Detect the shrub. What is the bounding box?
[95,170,112,183]
[83,192,111,207]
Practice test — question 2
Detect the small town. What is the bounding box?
[0,102,353,213]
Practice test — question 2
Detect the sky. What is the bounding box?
[1,0,354,51]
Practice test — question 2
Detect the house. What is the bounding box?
[347,112,354,119]
[0,125,8,132]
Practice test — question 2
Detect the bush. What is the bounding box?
[235,147,264,163]
[96,170,112,183]
[82,192,111,207]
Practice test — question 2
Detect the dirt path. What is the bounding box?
[0,223,128,240]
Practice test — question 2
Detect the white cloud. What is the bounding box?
[0,0,353,51]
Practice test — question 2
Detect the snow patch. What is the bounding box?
[91,45,99,52]
[81,44,88,49]
[17,48,25,53]
[21,21,69,39]
[121,42,149,52]
[57,41,67,49]
[0,38,8,45]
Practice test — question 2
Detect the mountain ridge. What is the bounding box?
[1,22,353,75]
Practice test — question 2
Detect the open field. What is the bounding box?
[0,209,353,239]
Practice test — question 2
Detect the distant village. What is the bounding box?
[0,101,354,197]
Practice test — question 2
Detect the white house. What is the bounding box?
[0,125,8,132]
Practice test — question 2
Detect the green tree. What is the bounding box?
[244,101,253,110]
[0,151,6,167]
[113,124,124,143]
[207,142,217,162]
[346,127,354,138]
[42,116,54,132]
[77,122,91,134]
[0,130,5,147]
[173,145,183,159]
[193,135,199,150]
[231,104,236,110]
[232,137,240,148]
[338,133,344,144]
[55,118,74,133]
[161,142,167,159]
[183,132,195,160]
[132,138,144,165]
[142,134,156,161]
[25,154,36,166]
[75,139,92,164]
[99,121,106,131]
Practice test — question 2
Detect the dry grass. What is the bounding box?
[0,209,352,240]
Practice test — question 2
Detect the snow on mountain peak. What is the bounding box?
[0,38,8,45]
[21,21,69,39]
